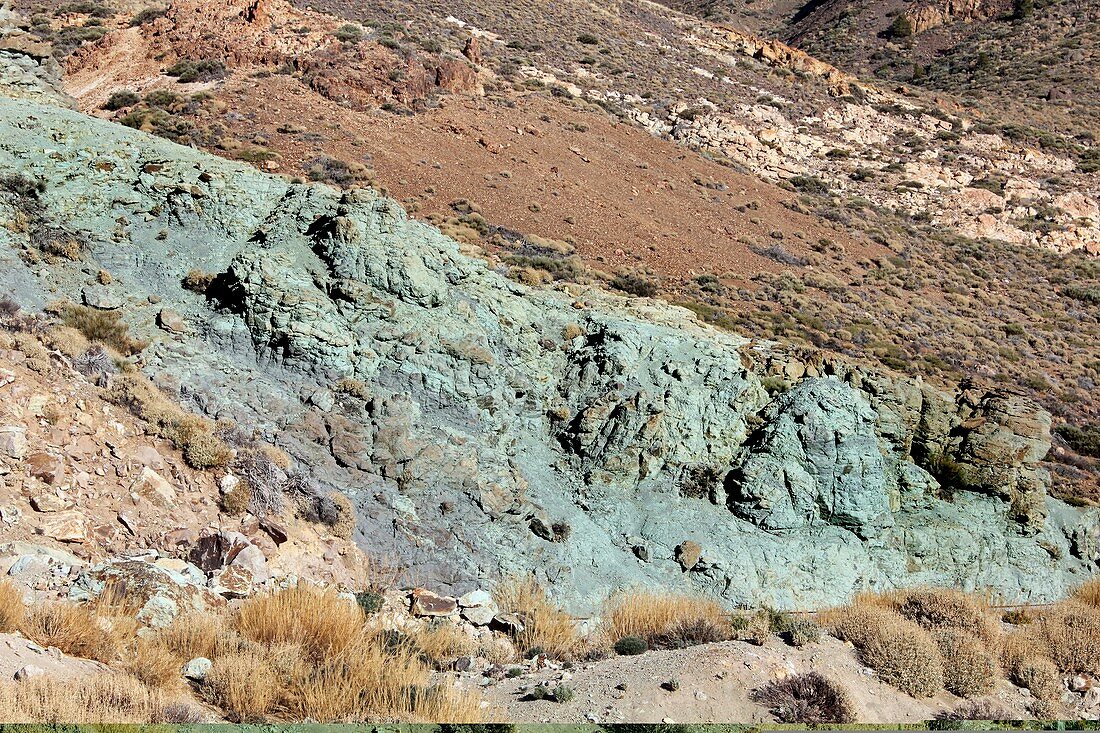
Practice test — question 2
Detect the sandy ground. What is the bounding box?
[470,636,1036,724]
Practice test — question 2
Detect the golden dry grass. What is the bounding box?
[149,611,225,661]
[0,674,171,723]
[410,621,477,667]
[602,590,731,649]
[1073,577,1100,607]
[236,583,365,659]
[933,628,998,697]
[201,649,282,723]
[0,579,24,632]
[19,601,127,663]
[121,636,185,690]
[894,587,1000,646]
[494,577,579,660]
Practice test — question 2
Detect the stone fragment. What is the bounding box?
[157,309,187,333]
[181,656,212,682]
[129,467,177,508]
[30,493,68,513]
[13,665,45,681]
[409,588,458,617]
[37,511,87,543]
[208,564,254,599]
[24,452,64,485]
[676,540,702,571]
[0,426,27,460]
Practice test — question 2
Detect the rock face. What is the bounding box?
[0,96,1097,612]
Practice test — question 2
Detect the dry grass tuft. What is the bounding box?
[495,577,579,660]
[0,580,24,632]
[0,674,172,723]
[236,583,365,660]
[410,621,477,668]
[602,590,731,650]
[122,636,185,690]
[106,373,232,469]
[200,649,281,723]
[55,303,147,356]
[19,601,128,663]
[1073,578,1100,608]
[150,611,225,661]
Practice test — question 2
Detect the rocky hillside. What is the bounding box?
[1,57,1097,618]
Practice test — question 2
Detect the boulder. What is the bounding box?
[68,559,225,627]
[409,588,458,617]
[24,452,64,485]
[0,426,27,460]
[36,511,87,543]
[181,656,212,682]
[129,467,177,508]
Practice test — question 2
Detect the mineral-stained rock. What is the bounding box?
[675,540,703,571]
[1,95,1095,612]
[37,511,87,543]
[68,559,225,627]
[24,452,64,485]
[129,467,177,508]
[410,588,458,617]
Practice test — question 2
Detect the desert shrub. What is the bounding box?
[130,7,166,26]
[896,587,998,644]
[780,618,821,647]
[305,156,372,187]
[56,303,146,355]
[1025,602,1100,674]
[326,490,357,538]
[103,90,140,110]
[355,590,384,616]
[735,610,773,645]
[751,672,855,724]
[233,447,286,516]
[613,636,648,656]
[602,591,730,650]
[150,611,224,661]
[824,602,944,697]
[1055,424,1100,458]
[72,344,118,380]
[610,273,658,297]
[182,269,217,293]
[0,581,24,632]
[551,685,574,703]
[750,243,810,267]
[1011,656,1062,703]
[494,578,578,660]
[933,628,997,697]
[889,14,914,38]
[33,227,87,260]
[334,23,364,42]
[106,373,232,469]
[166,59,227,83]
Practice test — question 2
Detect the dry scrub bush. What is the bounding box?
[0,580,24,632]
[1024,601,1100,674]
[751,671,855,724]
[56,303,147,355]
[933,628,998,697]
[150,611,225,661]
[823,602,945,697]
[494,577,579,660]
[602,591,731,650]
[122,636,185,690]
[895,587,1000,645]
[0,673,171,723]
[107,373,232,469]
[20,601,127,662]
[328,490,357,538]
[938,698,1015,722]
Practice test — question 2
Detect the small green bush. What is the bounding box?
[355,590,384,616]
[613,636,648,656]
[103,90,140,111]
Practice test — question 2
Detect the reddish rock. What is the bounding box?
[409,588,458,617]
[25,452,64,485]
[435,58,478,94]
[259,517,288,545]
[675,540,703,571]
[462,36,481,65]
[37,511,88,543]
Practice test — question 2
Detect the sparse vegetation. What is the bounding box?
[494,578,578,660]
[751,672,855,724]
[602,591,731,651]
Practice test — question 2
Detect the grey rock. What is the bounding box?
[13,665,45,681]
[181,656,212,682]
[0,95,1095,613]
